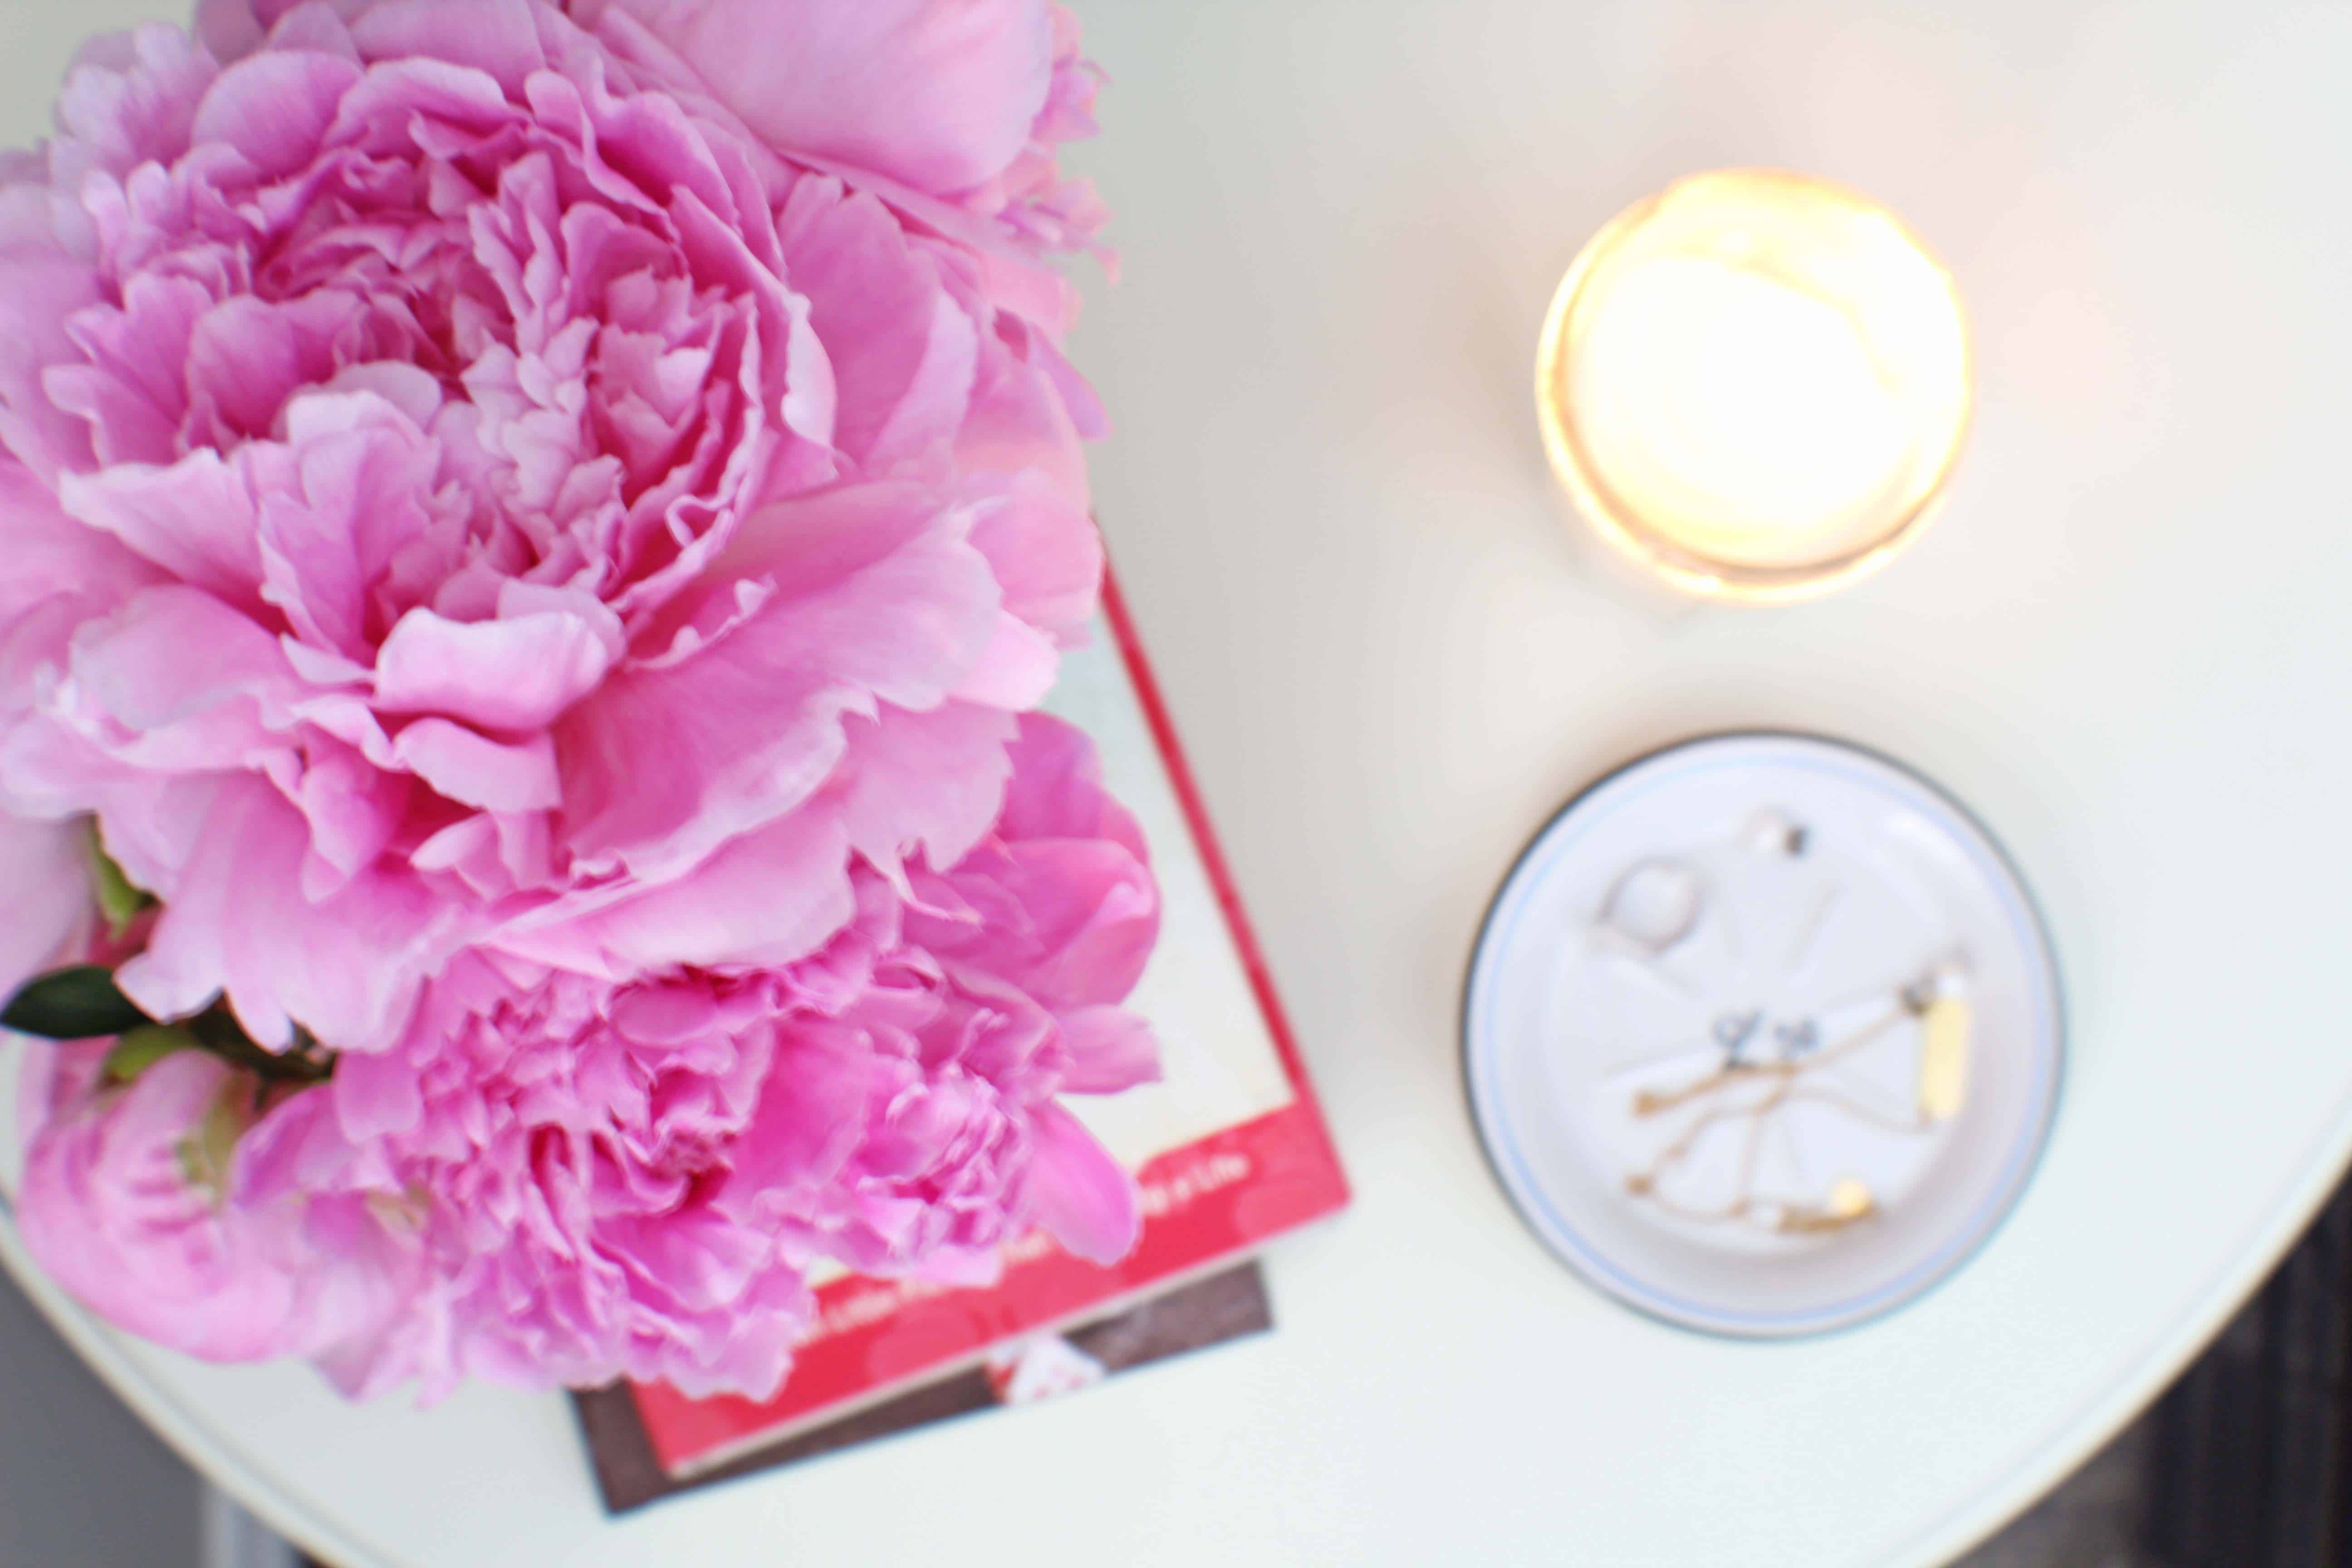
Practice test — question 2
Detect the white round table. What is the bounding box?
[5,1,2352,1563]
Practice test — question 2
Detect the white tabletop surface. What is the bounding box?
[4,1,2352,1564]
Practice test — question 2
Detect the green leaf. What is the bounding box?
[85,826,156,940]
[187,1001,335,1086]
[0,965,152,1040]
[103,1024,198,1085]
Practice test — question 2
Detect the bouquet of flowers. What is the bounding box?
[0,0,1161,1403]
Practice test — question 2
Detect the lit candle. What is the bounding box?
[1537,170,1971,602]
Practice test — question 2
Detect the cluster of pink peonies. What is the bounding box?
[0,0,1159,1402]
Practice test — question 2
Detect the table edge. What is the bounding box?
[6,1063,2352,1568]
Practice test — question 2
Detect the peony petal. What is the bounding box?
[253,389,461,662]
[390,718,561,813]
[725,1022,890,1198]
[0,815,95,1001]
[54,26,217,176]
[0,459,160,691]
[195,1,368,63]
[954,323,1091,498]
[194,0,271,62]
[186,293,355,444]
[374,605,620,733]
[189,48,363,180]
[581,0,1054,194]
[1021,1100,1137,1264]
[50,272,211,465]
[996,711,1145,859]
[117,779,459,1050]
[56,455,265,617]
[291,736,409,897]
[333,1035,424,1141]
[986,841,1160,1010]
[563,485,1000,878]
[501,807,854,975]
[254,3,368,61]
[1056,1006,1160,1095]
[227,1085,348,1205]
[0,255,106,481]
[836,699,1014,879]
[555,654,851,884]
[966,478,1102,641]
[775,176,979,473]
[906,716,1159,1008]
[69,585,299,752]
[348,0,550,95]
[950,611,1059,710]
[601,1205,774,1314]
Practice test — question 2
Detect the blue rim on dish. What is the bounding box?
[1460,731,2065,1339]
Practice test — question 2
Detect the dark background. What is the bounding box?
[1956,1179,2352,1568]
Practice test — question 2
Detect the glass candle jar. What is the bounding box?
[1536,169,1972,603]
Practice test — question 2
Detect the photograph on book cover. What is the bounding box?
[594,578,1351,1499]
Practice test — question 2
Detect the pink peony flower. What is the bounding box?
[0,0,1111,1056]
[1,0,1160,1408]
[15,1041,423,1370]
[730,711,1159,1289]
[118,714,1162,1401]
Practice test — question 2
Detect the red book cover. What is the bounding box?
[606,573,1350,1485]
